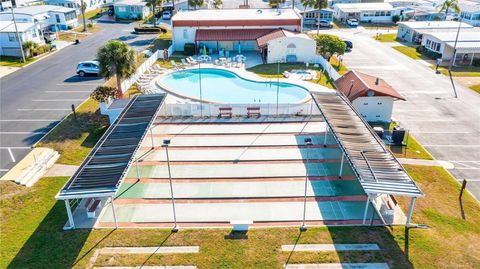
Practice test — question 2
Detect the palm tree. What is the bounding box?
[437,0,460,17]
[188,0,204,9]
[146,0,163,26]
[301,0,327,35]
[22,40,36,58]
[97,40,137,98]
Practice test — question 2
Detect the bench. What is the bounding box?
[87,199,101,219]
[84,197,93,209]
[247,107,261,118]
[230,220,253,232]
[218,107,233,118]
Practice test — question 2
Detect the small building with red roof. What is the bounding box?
[334,70,406,122]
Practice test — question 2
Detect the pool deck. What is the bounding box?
[89,116,393,228]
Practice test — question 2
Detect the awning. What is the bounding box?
[195,28,274,42]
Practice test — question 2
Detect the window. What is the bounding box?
[118,6,126,12]
[386,11,391,16]
[8,33,17,42]
[286,43,296,55]
[56,14,60,23]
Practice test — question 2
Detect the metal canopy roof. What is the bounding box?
[56,94,166,200]
[312,92,423,198]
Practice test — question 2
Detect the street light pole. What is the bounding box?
[9,2,26,63]
[163,139,178,232]
[300,137,312,232]
[447,16,462,98]
[276,60,280,116]
[198,61,203,117]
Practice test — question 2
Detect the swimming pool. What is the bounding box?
[158,68,309,104]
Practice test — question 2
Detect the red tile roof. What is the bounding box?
[257,29,288,48]
[334,70,406,101]
[195,28,276,42]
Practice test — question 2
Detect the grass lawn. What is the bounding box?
[78,8,104,20]
[150,31,172,51]
[373,33,398,42]
[470,84,480,94]
[1,164,478,268]
[247,63,335,89]
[36,98,109,165]
[392,46,426,60]
[433,66,480,77]
[0,56,36,67]
[329,56,349,75]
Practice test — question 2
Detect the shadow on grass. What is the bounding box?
[224,230,248,240]
[139,232,173,267]
[7,201,92,269]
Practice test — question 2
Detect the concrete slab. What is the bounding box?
[139,147,343,162]
[100,246,199,254]
[45,164,79,177]
[99,200,376,223]
[116,180,365,199]
[141,133,336,148]
[284,263,389,269]
[126,162,353,179]
[151,121,326,135]
[281,244,380,252]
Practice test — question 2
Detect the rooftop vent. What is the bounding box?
[256,9,262,14]
[375,78,380,85]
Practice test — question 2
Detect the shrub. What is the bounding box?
[473,58,480,67]
[392,15,400,23]
[416,46,425,53]
[67,25,73,30]
[134,26,167,34]
[90,86,118,102]
[87,22,93,28]
[184,43,196,56]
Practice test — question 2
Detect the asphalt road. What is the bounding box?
[0,21,157,176]
[327,28,480,201]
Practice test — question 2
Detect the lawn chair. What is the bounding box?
[170,60,185,70]
[187,56,198,64]
[181,58,191,66]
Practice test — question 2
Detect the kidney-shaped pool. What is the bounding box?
[158,68,309,104]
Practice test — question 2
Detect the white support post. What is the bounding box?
[64,199,75,229]
[362,195,370,225]
[339,153,345,178]
[111,196,118,228]
[470,53,474,66]
[323,126,328,147]
[150,128,154,149]
[405,197,416,226]
[135,157,140,180]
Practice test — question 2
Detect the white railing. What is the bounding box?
[161,103,321,117]
[310,55,341,81]
[120,50,160,93]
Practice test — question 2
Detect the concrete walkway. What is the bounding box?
[45,164,79,177]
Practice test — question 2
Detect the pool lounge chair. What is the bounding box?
[181,58,192,66]
[283,71,290,78]
[187,56,198,65]
[171,60,185,70]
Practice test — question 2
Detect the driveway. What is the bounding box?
[326,29,480,201]
[0,21,158,176]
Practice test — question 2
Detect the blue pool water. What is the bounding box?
[159,68,309,103]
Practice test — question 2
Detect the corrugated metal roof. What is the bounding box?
[56,94,166,200]
[195,28,275,42]
[312,92,423,198]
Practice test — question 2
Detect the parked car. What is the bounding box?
[317,19,333,28]
[344,40,353,51]
[162,10,172,20]
[76,61,100,77]
[347,18,359,27]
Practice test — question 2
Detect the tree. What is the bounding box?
[269,0,285,8]
[315,34,346,61]
[97,40,137,98]
[301,0,328,35]
[90,86,117,103]
[213,0,222,9]
[80,0,87,32]
[188,0,204,9]
[437,0,460,16]
[146,0,163,26]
